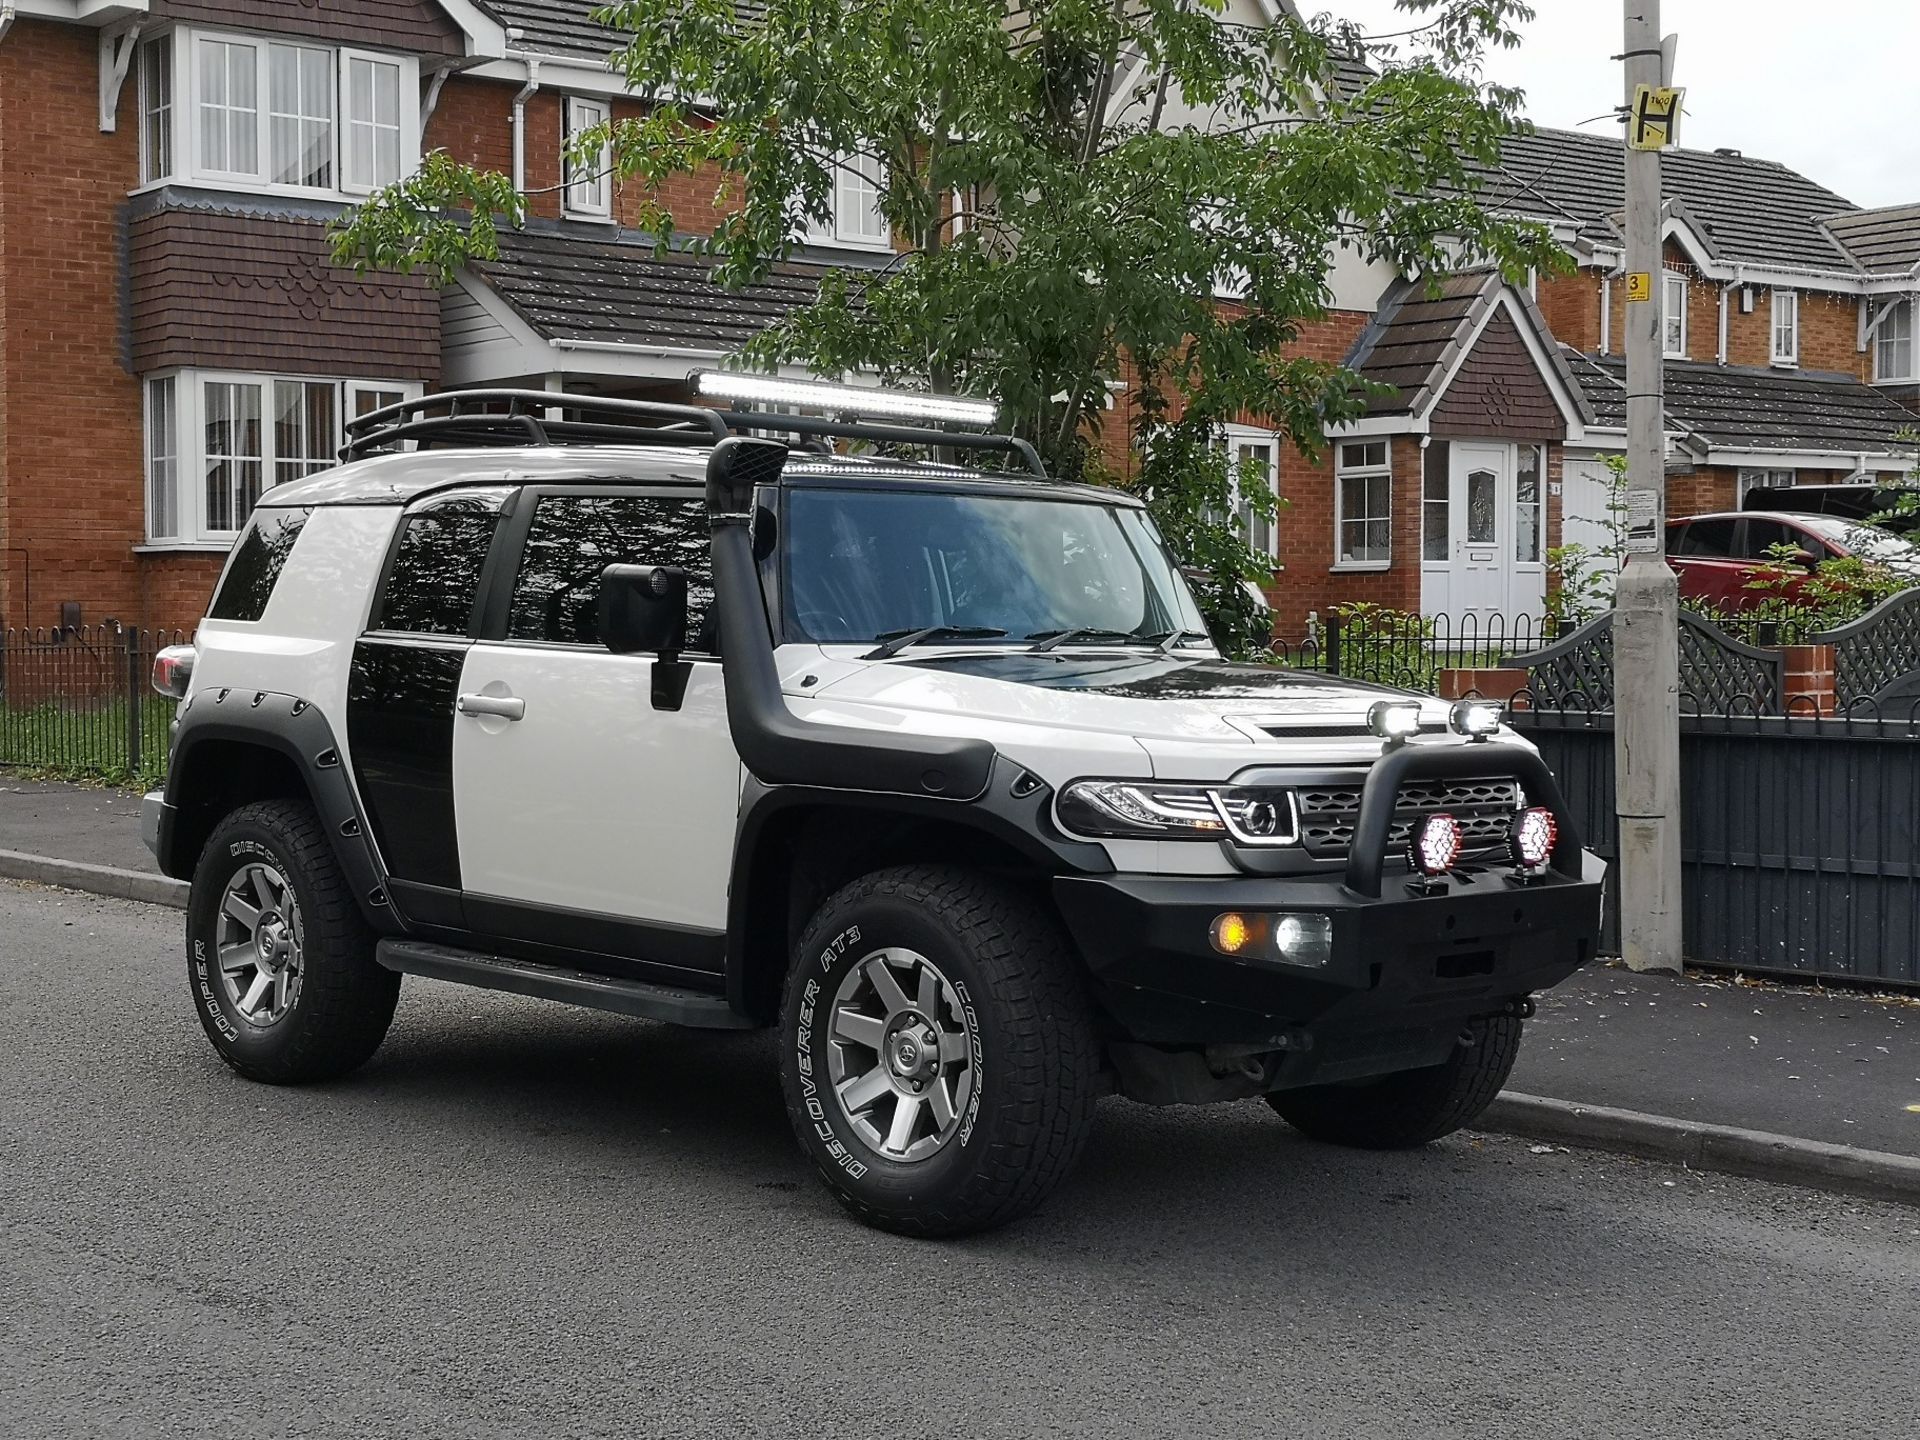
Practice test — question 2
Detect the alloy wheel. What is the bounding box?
[826,948,976,1163]
[215,862,305,1027]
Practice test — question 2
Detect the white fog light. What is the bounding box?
[1273,913,1335,968]
[1412,813,1463,877]
[1367,700,1423,741]
[1513,807,1559,870]
[1448,699,1503,739]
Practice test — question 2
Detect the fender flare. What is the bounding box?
[159,688,404,935]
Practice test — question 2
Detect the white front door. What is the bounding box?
[1419,441,1548,622]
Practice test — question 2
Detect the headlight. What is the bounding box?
[1057,780,1299,844]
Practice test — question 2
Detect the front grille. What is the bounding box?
[1296,776,1521,860]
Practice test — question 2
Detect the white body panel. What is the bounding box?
[451,645,741,931]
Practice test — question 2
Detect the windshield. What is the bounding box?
[1798,516,1920,566]
[780,487,1210,646]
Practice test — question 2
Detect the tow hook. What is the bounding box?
[1503,996,1538,1020]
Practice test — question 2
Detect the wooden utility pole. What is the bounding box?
[1616,1,1684,973]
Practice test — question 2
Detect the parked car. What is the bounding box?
[143,385,1603,1238]
[1666,511,1920,612]
[1741,482,1920,536]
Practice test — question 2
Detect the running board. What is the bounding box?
[375,939,756,1030]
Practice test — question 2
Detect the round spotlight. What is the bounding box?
[1210,913,1256,956]
[1513,806,1559,870]
[1411,813,1463,877]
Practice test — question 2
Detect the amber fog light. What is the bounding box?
[1210,912,1262,956]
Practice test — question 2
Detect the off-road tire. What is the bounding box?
[778,865,1100,1238]
[187,799,400,1084]
[1265,1015,1523,1150]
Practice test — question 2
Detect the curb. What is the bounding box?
[1484,1093,1920,1209]
[0,850,187,909]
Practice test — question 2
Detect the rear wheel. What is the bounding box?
[1266,1015,1522,1150]
[778,865,1099,1238]
[186,799,400,1085]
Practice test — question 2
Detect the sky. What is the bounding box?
[1322,1,1920,209]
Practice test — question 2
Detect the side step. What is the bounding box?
[375,939,757,1030]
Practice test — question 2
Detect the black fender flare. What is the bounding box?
[159,688,404,935]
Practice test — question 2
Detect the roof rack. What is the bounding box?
[340,388,1046,477]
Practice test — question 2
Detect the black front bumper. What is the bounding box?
[1053,852,1605,1085]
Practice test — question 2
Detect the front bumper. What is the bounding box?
[141,791,173,868]
[1054,851,1605,1084]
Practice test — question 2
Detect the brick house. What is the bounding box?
[2,1,1917,640]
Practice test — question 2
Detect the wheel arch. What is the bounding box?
[160,692,402,935]
[725,767,1111,1022]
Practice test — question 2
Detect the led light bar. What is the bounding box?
[693,371,999,427]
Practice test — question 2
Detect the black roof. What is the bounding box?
[1563,348,1920,459]
[475,223,827,350]
[1822,206,1920,276]
[481,0,764,62]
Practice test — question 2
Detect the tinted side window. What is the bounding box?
[209,507,311,622]
[507,494,713,647]
[373,494,508,636]
[1676,519,1736,557]
[1740,520,1797,560]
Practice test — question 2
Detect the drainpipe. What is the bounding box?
[510,57,542,195]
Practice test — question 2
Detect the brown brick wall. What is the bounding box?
[151,0,466,58]
[0,21,147,631]
[1536,272,1598,352]
[1429,309,1565,441]
[130,208,441,381]
[1669,466,1738,517]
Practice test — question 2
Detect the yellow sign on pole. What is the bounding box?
[1629,84,1685,151]
[1626,272,1652,304]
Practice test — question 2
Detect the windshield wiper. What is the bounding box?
[1026,627,1140,653]
[1143,628,1213,654]
[862,625,1008,661]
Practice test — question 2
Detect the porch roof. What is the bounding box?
[1563,349,1920,461]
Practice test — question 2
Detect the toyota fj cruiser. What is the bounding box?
[145,384,1604,1237]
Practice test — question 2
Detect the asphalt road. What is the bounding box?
[4,880,1918,1440]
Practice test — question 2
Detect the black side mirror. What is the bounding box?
[599,564,689,657]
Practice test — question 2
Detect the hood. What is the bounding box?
[801,649,1444,747]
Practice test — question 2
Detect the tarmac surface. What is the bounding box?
[3,880,1917,1439]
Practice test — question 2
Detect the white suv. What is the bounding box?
[144,388,1604,1237]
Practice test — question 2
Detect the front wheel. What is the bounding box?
[778,866,1100,1238]
[186,799,401,1085]
[1266,1015,1523,1150]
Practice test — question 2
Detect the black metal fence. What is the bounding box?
[1511,700,1920,990]
[1271,610,1554,688]
[0,627,185,786]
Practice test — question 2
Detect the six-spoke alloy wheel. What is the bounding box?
[780,865,1100,1238]
[214,862,306,1027]
[187,799,401,1084]
[827,948,976,1163]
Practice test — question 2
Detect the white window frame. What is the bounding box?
[1219,424,1281,562]
[138,33,174,187]
[1771,289,1799,367]
[144,28,418,200]
[1875,297,1914,383]
[142,369,421,547]
[1334,440,1392,572]
[562,95,613,220]
[807,150,891,251]
[1736,467,1795,502]
[1662,271,1689,359]
[1515,443,1546,568]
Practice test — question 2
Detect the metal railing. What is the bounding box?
[0,626,186,785]
[1270,611,1555,690]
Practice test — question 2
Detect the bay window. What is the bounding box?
[1336,441,1391,568]
[137,29,417,197]
[144,371,420,544]
[1877,298,1914,382]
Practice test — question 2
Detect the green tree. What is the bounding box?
[333,0,1564,657]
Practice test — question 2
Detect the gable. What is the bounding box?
[150,0,468,58]
[1429,309,1565,441]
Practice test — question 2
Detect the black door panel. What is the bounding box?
[348,638,467,891]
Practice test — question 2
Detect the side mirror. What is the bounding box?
[1792,548,1822,570]
[599,564,689,657]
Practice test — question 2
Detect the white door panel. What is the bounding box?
[453,644,740,931]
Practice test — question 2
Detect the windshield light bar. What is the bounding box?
[693,371,999,427]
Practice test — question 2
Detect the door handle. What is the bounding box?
[457,693,526,721]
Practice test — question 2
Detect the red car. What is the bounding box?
[1665,511,1920,613]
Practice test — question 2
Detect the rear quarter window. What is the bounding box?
[372,490,512,636]
[208,508,312,622]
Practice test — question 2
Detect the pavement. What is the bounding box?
[3,774,1918,1197]
[2,881,1917,1440]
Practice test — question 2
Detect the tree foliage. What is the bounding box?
[333,0,1566,656]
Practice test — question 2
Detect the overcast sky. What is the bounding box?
[1323,1,1920,209]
